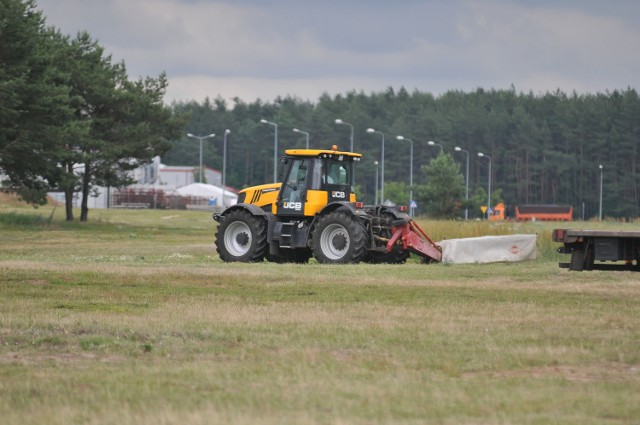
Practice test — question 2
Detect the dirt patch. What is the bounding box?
[462,363,640,383]
[0,351,127,366]
[0,192,62,207]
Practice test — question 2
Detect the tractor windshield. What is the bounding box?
[280,158,309,203]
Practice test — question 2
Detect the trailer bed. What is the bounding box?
[552,229,640,271]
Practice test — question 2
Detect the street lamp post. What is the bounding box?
[455,146,470,219]
[427,140,443,154]
[374,161,379,206]
[335,119,354,152]
[367,128,385,204]
[222,129,230,207]
[599,164,603,221]
[293,128,310,149]
[478,152,492,220]
[187,133,216,183]
[397,135,414,216]
[260,119,278,183]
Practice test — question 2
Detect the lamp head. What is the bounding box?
[366,128,375,133]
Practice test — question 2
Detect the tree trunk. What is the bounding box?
[63,162,75,221]
[80,166,91,222]
[64,185,74,221]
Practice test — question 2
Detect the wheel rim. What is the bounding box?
[224,221,252,257]
[320,223,350,260]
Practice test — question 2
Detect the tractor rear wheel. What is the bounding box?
[215,209,268,262]
[312,211,368,264]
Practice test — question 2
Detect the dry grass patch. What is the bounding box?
[1,207,640,424]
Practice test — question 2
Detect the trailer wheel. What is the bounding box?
[215,210,268,262]
[312,212,368,264]
[570,250,585,271]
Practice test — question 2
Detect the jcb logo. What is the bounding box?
[331,191,346,198]
[283,202,302,210]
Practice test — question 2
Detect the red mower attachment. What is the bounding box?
[387,219,442,263]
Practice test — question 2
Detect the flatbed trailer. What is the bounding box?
[552,229,640,271]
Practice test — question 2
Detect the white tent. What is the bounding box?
[175,183,238,207]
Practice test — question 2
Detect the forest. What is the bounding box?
[167,87,640,219]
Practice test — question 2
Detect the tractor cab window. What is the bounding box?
[280,159,309,203]
[309,158,351,189]
[323,159,350,186]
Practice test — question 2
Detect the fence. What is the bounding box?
[109,188,214,210]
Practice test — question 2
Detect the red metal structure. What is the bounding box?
[516,205,573,222]
[387,220,442,263]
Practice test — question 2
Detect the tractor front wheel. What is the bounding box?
[312,211,368,264]
[215,210,268,262]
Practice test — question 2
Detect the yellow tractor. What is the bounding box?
[213,145,441,264]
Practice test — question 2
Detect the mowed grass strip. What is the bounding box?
[0,204,639,424]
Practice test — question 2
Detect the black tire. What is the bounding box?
[570,250,585,271]
[215,210,268,262]
[583,248,595,271]
[311,212,368,264]
[267,248,312,264]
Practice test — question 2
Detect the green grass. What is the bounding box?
[1,201,639,424]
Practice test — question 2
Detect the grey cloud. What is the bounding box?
[35,0,640,103]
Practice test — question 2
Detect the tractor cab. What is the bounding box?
[275,146,361,217]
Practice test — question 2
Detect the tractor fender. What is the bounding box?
[309,201,364,231]
[317,201,357,218]
[376,205,410,221]
[213,203,272,223]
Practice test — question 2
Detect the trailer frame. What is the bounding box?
[552,229,640,271]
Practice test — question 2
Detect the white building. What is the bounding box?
[48,156,236,209]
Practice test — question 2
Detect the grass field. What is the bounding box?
[1,196,639,424]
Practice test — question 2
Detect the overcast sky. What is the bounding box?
[36,0,640,105]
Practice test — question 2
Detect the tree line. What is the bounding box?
[170,87,640,219]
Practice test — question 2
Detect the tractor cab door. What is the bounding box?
[276,157,310,216]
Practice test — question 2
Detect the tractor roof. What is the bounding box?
[284,145,362,159]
